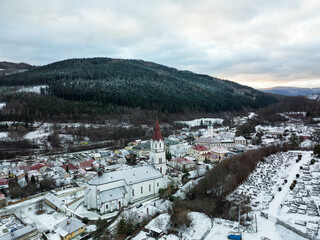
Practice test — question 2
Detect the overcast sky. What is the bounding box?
[1,0,319,89]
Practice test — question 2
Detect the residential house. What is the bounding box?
[44,193,65,212]
[211,146,229,160]
[54,218,85,240]
[169,157,196,170]
[188,145,210,161]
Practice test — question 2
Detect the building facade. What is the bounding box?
[84,120,168,214]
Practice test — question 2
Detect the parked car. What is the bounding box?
[136,203,143,208]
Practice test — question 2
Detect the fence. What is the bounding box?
[260,212,318,240]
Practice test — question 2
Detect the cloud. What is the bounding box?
[0,0,319,88]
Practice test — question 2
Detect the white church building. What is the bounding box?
[84,120,168,214]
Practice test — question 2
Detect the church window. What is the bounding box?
[159,158,162,164]
[132,189,134,196]
[106,204,108,209]
[160,167,162,173]
[141,186,143,194]
[149,184,151,191]
[157,182,159,187]
[155,143,157,148]
[160,143,161,148]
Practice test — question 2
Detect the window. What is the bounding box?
[160,143,161,148]
[157,183,159,187]
[132,189,134,196]
[141,186,143,194]
[149,184,151,191]
[159,158,162,164]
[155,143,157,148]
[160,167,162,174]
[106,204,108,209]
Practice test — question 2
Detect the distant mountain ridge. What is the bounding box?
[261,86,320,96]
[0,57,278,114]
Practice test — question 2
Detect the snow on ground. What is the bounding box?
[300,139,315,148]
[205,216,307,240]
[173,178,202,199]
[24,123,52,146]
[17,85,47,94]
[0,132,8,139]
[182,212,211,239]
[229,151,318,239]
[176,118,223,127]
[0,103,6,110]
[248,112,257,119]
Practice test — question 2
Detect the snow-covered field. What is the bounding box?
[176,118,223,127]
[17,85,48,94]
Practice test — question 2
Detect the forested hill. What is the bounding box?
[0,57,277,114]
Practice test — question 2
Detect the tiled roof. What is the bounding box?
[30,163,45,170]
[191,145,209,151]
[172,157,194,165]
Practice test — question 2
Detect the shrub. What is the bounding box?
[284,179,287,183]
[290,185,294,190]
[300,166,303,170]
[170,205,191,228]
[293,180,297,185]
[298,154,302,160]
[296,174,300,178]
[278,187,282,191]
[296,159,299,163]
[311,159,315,165]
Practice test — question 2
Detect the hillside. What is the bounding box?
[0,58,278,119]
[261,86,320,96]
[0,61,36,76]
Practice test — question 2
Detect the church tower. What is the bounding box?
[149,119,167,175]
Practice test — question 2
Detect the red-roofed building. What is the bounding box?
[30,163,45,171]
[170,157,196,170]
[79,159,94,170]
[188,145,210,161]
[61,164,78,172]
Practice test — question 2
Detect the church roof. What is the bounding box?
[88,165,162,186]
[152,119,163,141]
[99,186,127,203]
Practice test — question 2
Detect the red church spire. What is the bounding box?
[152,119,163,141]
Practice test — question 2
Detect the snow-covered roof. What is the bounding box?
[0,224,37,240]
[88,165,162,186]
[54,218,85,237]
[99,186,127,203]
[211,146,229,154]
[171,157,195,165]
[44,193,65,210]
[234,136,246,141]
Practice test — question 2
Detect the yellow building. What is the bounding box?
[54,218,86,240]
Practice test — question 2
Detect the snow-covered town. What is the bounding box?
[0,110,319,240]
